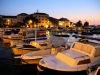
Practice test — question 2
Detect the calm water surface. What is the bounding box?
[0,39,38,75]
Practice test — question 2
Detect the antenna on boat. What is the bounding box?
[34,28,39,42]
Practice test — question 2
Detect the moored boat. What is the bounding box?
[20,35,70,64]
[37,40,100,74]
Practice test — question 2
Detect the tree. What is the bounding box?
[76,20,82,27]
[15,22,23,28]
[23,16,38,27]
[49,17,58,26]
[84,21,89,27]
[0,17,2,27]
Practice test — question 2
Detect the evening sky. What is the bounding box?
[0,0,100,25]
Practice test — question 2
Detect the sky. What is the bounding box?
[0,0,100,25]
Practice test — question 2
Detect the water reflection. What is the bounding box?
[3,43,10,48]
[0,42,13,65]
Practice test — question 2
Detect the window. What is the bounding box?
[72,43,81,50]
[77,59,91,65]
[87,46,92,54]
[80,45,92,54]
[94,48,100,57]
[81,45,87,52]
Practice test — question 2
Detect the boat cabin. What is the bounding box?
[56,41,100,68]
[30,40,52,50]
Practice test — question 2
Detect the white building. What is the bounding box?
[33,11,49,27]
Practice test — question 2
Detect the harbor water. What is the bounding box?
[0,39,39,75]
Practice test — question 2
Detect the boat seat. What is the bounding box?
[23,45,37,48]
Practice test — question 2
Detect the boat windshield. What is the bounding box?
[80,45,92,54]
[39,43,47,46]
[71,42,93,55]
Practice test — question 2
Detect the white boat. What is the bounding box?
[20,40,54,64]
[2,30,16,43]
[2,33,23,43]
[37,40,100,74]
[10,28,47,47]
[11,39,49,56]
[11,28,47,56]
[88,66,100,75]
[20,35,69,64]
[2,28,35,43]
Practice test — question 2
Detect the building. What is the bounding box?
[17,13,28,23]
[2,16,17,25]
[33,11,49,28]
[49,17,58,27]
[70,22,76,27]
[58,18,70,27]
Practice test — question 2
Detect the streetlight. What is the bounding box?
[28,20,32,28]
[7,19,10,25]
[29,20,32,24]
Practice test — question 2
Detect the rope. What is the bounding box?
[37,64,47,72]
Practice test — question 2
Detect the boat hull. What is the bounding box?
[3,38,10,43]
[37,64,88,75]
[21,58,41,64]
[12,48,35,56]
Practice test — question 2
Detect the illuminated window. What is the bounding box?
[59,21,64,26]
